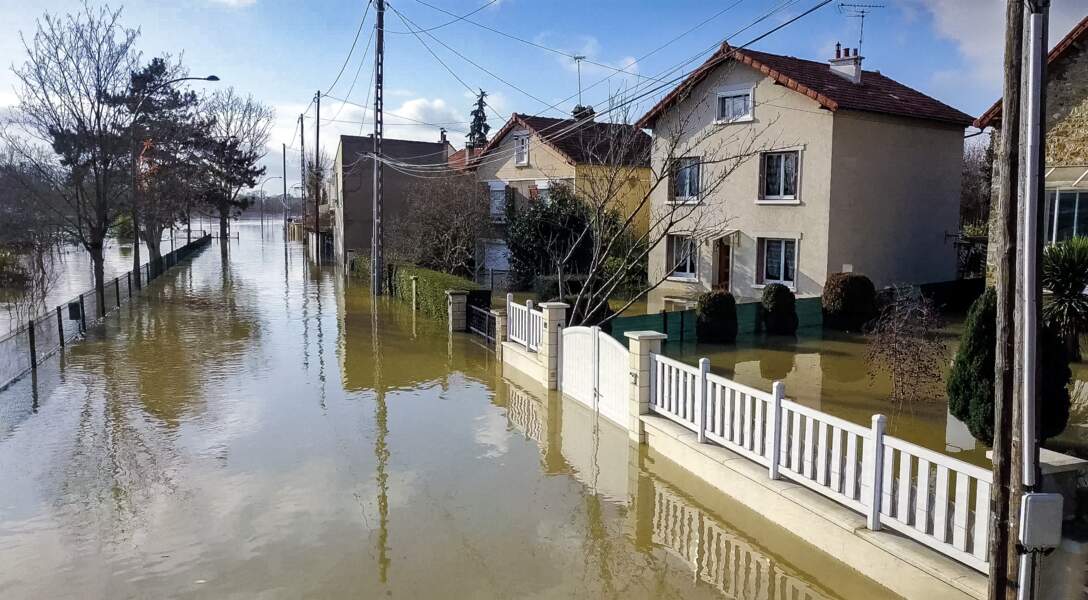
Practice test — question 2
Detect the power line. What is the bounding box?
[385,0,501,34]
[325,0,375,95]
[323,93,470,130]
[327,28,377,123]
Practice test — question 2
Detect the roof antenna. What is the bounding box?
[837,3,884,53]
[573,55,587,107]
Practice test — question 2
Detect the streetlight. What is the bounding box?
[129,74,220,287]
[258,176,283,229]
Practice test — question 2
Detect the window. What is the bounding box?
[717,90,752,122]
[758,238,796,285]
[672,157,701,202]
[514,134,529,165]
[667,234,697,279]
[536,180,551,203]
[488,182,506,221]
[1044,189,1088,244]
[761,151,799,200]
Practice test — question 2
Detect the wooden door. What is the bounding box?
[715,240,731,291]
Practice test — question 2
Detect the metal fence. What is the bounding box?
[467,304,497,343]
[0,234,213,392]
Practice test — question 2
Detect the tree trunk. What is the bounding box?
[141,227,164,279]
[89,241,106,319]
[219,205,229,260]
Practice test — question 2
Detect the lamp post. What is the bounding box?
[129,74,219,288]
[259,176,283,230]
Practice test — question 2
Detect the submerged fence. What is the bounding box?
[0,234,212,391]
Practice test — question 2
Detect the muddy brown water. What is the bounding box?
[0,222,905,598]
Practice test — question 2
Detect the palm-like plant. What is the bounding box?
[1042,236,1088,360]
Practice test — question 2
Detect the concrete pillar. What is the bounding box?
[537,302,569,390]
[491,309,506,362]
[625,331,667,443]
[410,276,419,311]
[446,290,468,332]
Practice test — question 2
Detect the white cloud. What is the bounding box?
[207,0,257,7]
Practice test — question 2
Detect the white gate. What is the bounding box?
[560,326,628,429]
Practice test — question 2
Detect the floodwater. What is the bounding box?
[0,222,898,598]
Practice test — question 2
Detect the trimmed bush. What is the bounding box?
[695,290,738,343]
[822,272,877,331]
[948,287,1071,446]
[349,256,485,322]
[761,284,798,335]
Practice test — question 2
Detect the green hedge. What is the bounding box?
[349,256,485,322]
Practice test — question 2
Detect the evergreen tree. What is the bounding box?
[467,89,490,148]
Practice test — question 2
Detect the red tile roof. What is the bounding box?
[637,43,974,129]
[447,146,482,170]
[975,14,1088,129]
[477,113,651,167]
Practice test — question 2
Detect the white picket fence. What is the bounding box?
[647,351,992,573]
[506,294,544,352]
[559,326,628,428]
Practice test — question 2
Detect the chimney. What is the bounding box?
[439,128,448,145]
[829,43,863,84]
[572,104,595,121]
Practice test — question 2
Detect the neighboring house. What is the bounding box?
[328,134,452,265]
[469,111,652,276]
[636,42,973,309]
[976,14,1088,247]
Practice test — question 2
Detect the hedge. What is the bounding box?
[349,256,486,322]
[761,284,799,335]
[696,290,738,343]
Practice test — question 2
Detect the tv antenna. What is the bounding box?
[838,3,884,51]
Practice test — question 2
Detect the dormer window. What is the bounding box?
[514,134,529,165]
[716,86,753,123]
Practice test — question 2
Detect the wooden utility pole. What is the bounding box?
[990,1,1023,598]
[372,0,385,294]
[299,113,307,241]
[282,142,289,233]
[314,90,321,243]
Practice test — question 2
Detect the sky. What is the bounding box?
[0,0,1085,192]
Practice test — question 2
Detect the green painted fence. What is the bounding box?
[611,296,824,343]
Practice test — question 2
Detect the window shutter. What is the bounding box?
[757,153,766,200]
[505,185,516,210]
[667,161,677,203]
[529,184,539,201]
[755,238,765,284]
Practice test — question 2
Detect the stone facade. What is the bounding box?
[1045,38,1088,166]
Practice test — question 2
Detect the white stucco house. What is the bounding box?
[636,42,974,310]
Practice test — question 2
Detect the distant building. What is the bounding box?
[328,134,453,264]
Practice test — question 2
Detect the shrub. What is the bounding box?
[695,290,738,343]
[533,274,590,300]
[1042,237,1088,360]
[761,284,798,335]
[0,249,28,288]
[349,257,486,322]
[822,272,877,331]
[505,184,593,289]
[948,287,1071,446]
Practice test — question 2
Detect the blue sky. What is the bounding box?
[1,0,1085,190]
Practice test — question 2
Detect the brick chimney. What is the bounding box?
[829,42,863,84]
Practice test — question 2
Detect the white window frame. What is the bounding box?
[672,157,701,204]
[1044,188,1088,245]
[759,150,801,204]
[513,134,529,166]
[715,84,755,124]
[759,237,798,288]
[666,234,698,282]
[536,179,551,203]
[488,181,507,222]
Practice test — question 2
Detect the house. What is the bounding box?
[636,42,974,309]
[975,14,1088,246]
[328,134,453,265]
[469,110,652,275]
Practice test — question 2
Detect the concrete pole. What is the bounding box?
[625,331,667,443]
[538,302,569,391]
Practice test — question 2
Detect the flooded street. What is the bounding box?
[0,222,897,598]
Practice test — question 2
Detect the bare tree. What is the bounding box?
[388,174,489,277]
[529,87,780,325]
[5,3,139,316]
[865,286,947,411]
[201,88,274,256]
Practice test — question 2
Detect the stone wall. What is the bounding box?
[1046,41,1088,166]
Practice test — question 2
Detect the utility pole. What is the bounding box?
[990,1,1023,598]
[372,0,385,294]
[282,142,288,235]
[315,90,321,248]
[299,113,307,243]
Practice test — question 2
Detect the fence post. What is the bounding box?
[866,414,887,531]
[625,331,667,443]
[492,309,506,362]
[78,294,87,333]
[768,381,785,479]
[28,319,37,369]
[538,302,568,391]
[114,278,121,307]
[591,325,601,407]
[557,324,564,392]
[524,300,534,352]
[697,358,709,443]
[446,290,468,332]
[410,276,419,311]
[56,306,65,348]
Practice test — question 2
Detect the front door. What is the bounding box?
[715,240,731,291]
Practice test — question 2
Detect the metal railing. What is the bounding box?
[0,234,212,391]
[467,304,496,343]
